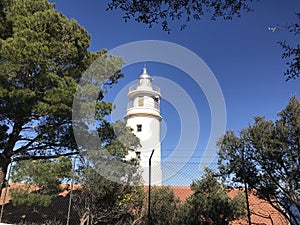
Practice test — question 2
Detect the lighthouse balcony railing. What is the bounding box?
[128,83,161,94]
[127,101,160,111]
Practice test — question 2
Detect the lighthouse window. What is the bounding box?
[137,124,142,132]
[138,97,144,106]
[136,151,141,159]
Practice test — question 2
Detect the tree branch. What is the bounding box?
[13,151,79,161]
[4,122,24,157]
[13,133,45,155]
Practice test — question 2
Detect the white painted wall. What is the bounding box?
[127,116,162,185]
[125,68,162,185]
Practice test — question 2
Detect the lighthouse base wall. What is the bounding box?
[126,116,162,185]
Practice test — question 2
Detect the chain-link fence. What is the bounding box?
[0,157,290,225]
[0,156,80,225]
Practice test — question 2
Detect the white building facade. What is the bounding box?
[125,67,162,185]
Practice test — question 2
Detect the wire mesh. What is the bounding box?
[0,157,290,225]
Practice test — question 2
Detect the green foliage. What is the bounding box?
[149,186,179,225]
[107,1,299,82]
[0,0,123,190]
[73,166,144,225]
[176,169,246,225]
[107,0,253,32]
[0,0,13,39]
[218,96,300,225]
[279,12,300,81]
[10,157,72,206]
[98,120,141,158]
[10,188,53,207]
[73,119,143,224]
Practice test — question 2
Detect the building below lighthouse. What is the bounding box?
[125,67,162,185]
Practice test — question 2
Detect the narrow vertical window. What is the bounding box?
[136,151,141,159]
[137,124,142,132]
[138,96,144,106]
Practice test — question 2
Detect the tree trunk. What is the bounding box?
[0,155,11,198]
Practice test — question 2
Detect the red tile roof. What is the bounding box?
[168,186,288,225]
[1,184,289,225]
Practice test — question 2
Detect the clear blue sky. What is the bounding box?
[53,0,300,185]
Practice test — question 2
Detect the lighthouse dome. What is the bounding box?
[138,67,152,86]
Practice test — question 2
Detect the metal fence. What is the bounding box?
[0,158,289,225]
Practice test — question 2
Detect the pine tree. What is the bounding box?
[0,0,123,195]
[218,96,300,225]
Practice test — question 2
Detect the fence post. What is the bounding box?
[0,159,13,223]
[241,148,251,225]
[148,149,154,225]
[67,155,78,225]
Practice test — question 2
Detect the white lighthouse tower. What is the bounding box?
[125,67,162,185]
